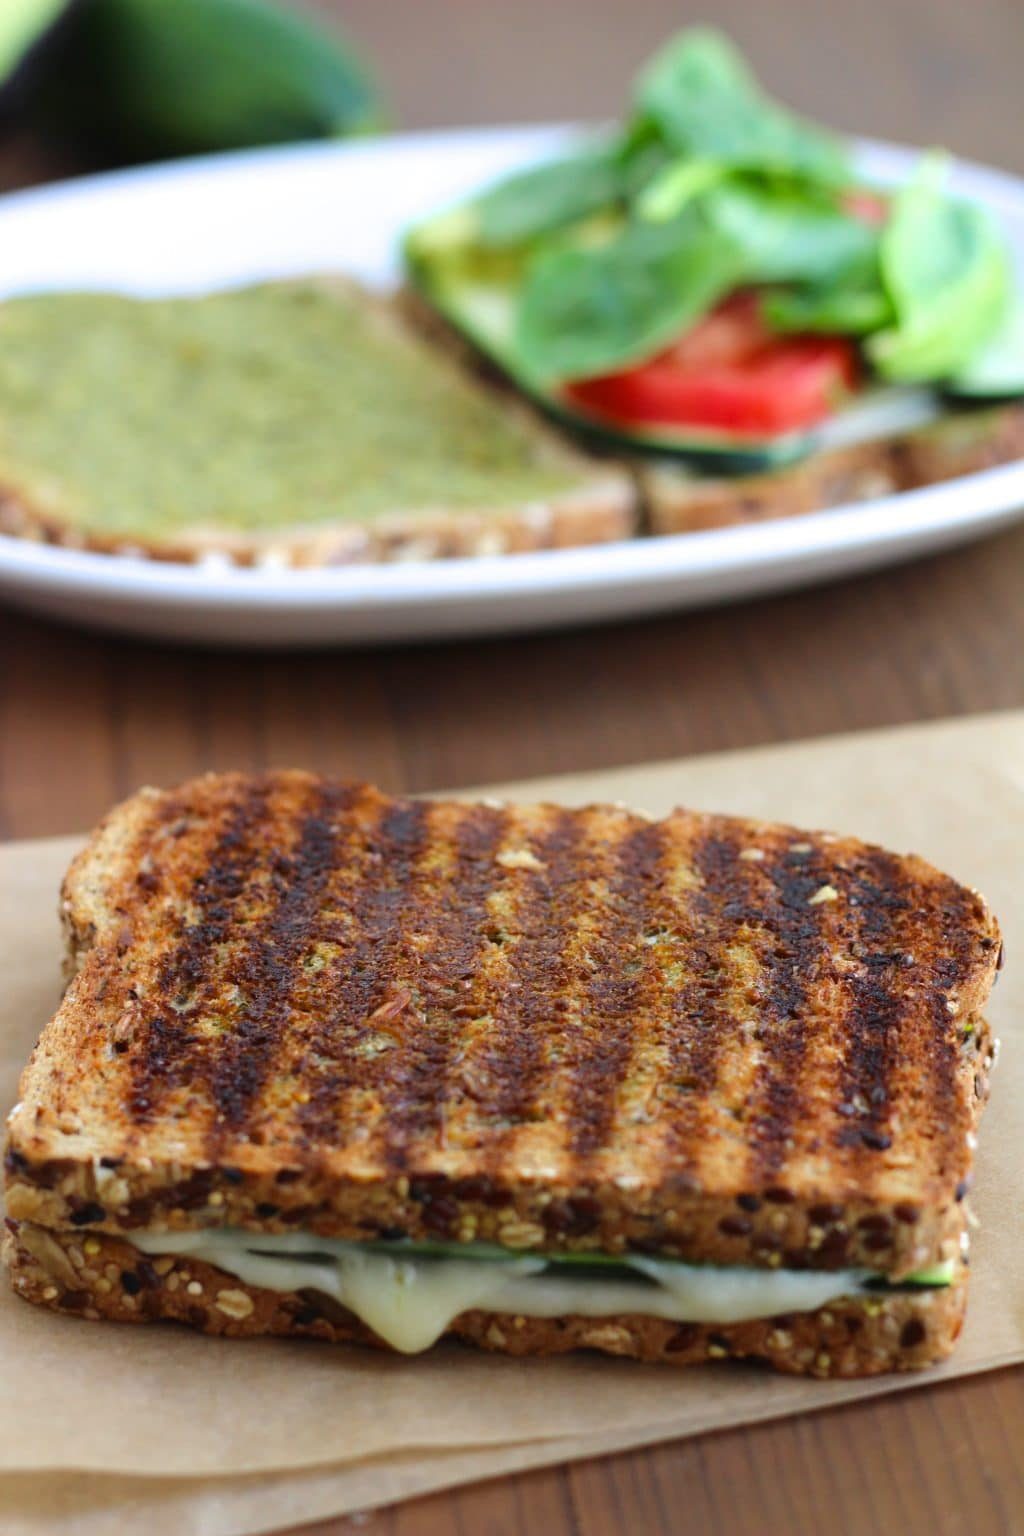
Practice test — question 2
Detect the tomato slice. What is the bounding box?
[564,293,860,439]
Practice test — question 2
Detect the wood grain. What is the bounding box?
[1,0,1023,1532]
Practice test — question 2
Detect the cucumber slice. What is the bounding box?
[541,394,811,471]
[336,1237,955,1290]
[864,1258,957,1291]
[405,255,812,472]
[359,1238,638,1270]
[265,1237,646,1281]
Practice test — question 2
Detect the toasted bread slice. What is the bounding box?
[643,402,1024,534]
[3,1221,968,1378]
[0,278,635,566]
[6,773,999,1281]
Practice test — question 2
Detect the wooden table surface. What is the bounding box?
[2,1,1023,1532]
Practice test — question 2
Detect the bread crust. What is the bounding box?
[643,403,1024,534]
[5,774,1000,1281]
[0,477,635,566]
[2,1221,967,1378]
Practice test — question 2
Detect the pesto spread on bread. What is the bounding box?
[0,280,616,557]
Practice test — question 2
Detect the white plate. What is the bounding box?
[0,125,1023,647]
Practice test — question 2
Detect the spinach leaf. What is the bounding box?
[616,114,673,197]
[472,147,624,249]
[868,158,1011,381]
[636,29,849,185]
[698,181,879,286]
[637,158,727,222]
[763,267,893,335]
[946,298,1024,397]
[516,213,743,382]
[405,147,623,261]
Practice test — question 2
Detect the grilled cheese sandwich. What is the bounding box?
[2,773,1000,1375]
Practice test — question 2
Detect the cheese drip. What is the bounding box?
[132,1229,903,1355]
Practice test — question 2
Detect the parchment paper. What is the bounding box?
[1,710,1021,1533]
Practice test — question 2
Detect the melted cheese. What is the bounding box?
[134,1229,880,1355]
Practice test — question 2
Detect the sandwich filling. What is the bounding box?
[133,1229,955,1354]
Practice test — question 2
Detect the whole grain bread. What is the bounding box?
[2,1222,967,1377]
[4,773,999,1279]
[0,278,636,567]
[643,403,1024,535]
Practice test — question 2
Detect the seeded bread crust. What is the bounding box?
[0,479,635,567]
[2,1222,966,1378]
[5,1030,990,1280]
[643,403,1024,535]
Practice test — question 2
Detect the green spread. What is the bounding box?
[0,282,584,543]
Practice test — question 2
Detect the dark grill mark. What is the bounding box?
[661,829,829,1183]
[833,850,918,1159]
[377,805,510,1163]
[130,782,271,1120]
[568,820,666,1158]
[204,783,358,1137]
[746,846,832,1181]
[460,813,586,1147]
[659,830,758,1168]
[925,901,984,1137]
[291,798,437,1149]
[831,851,982,1185]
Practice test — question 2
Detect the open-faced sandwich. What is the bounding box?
[405,29,1024,533]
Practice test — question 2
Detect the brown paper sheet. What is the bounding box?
[1,710,1022,1534]
[0,1444,634,1536]
[1,1436,679,1536]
